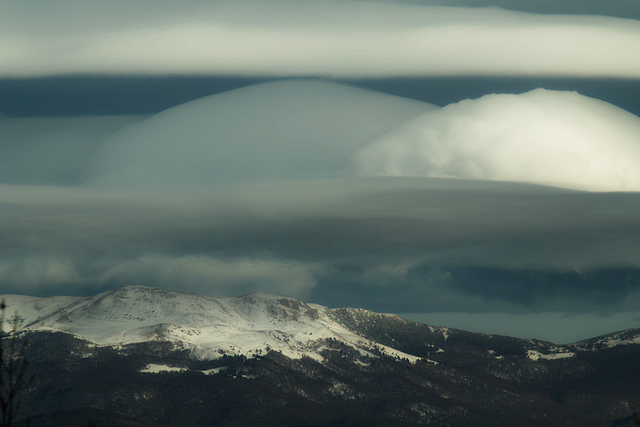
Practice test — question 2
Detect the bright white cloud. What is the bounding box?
[2,0,639,78]
[357,89,640,191]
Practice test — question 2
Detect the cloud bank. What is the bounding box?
[2,0,640,78]
[3,180,640,312]
[358,89,640,191]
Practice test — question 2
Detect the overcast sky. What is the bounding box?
[1,0,639,343]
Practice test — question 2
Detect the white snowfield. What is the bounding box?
[526,350,575,361]
[140,364,186,374]
[0,286,420,363]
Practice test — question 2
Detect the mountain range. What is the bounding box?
[2,285,639,426]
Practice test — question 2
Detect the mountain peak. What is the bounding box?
[4,286,396,361]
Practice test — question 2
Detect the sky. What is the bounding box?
[1,0,640,343]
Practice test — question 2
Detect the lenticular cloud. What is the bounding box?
[357,89,640,191]
[83,80,436,188]
[80,82,640,192]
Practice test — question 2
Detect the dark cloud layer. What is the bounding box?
[400,0,640,20]
[3,179,639,317]
[2,77,640,118]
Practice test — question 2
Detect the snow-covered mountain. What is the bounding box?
[2,286,420,362]
[4,285,639,364]
[3,286,639,426]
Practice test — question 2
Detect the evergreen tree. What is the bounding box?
[1,299,34,427]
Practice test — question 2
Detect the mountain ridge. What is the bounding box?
[2,285,421,362]
[3,285,638,359]
[3,285,640,426]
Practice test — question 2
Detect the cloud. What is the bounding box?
[2,0,639,78]
[0,116,148,185]
[81,80,435,187]
[98,254,321,299]
[0,255,80,294]
[395,0,640,20]
[2,179,640,313]
[76,84,640,192]
[311,262,640,316]
[357,89,640,191]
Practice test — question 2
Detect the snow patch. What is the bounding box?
[140,364,186,374]
[201,367,228,375]
[527,350,575,361]
[600,336,640,347]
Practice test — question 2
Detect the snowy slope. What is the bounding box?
[2,286,418,362]
[5,286,636,366]
[570,328,640,351]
